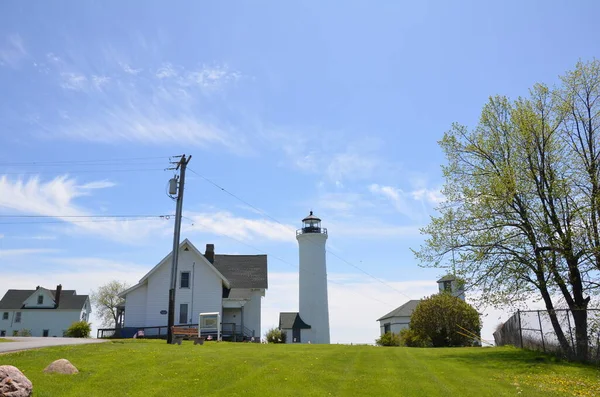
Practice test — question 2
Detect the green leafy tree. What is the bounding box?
[66,321,91,338]
[409,293,481,347]
[414,60,600,360]
[90,280,129,327]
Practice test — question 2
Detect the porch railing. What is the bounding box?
[98,322,256,341]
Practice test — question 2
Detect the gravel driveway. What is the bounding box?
[0,337,109,354]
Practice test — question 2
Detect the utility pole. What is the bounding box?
[166,154,191,344]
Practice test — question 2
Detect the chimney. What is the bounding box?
[55,284,62,308]
[205,244,215,263]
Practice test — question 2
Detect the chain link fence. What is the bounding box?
[493,309,600,364]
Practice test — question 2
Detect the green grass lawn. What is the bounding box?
[0,338,14,343]
[1,340,598,397]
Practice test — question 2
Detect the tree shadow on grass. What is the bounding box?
[433,347,594,372]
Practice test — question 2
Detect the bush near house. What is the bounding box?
[375,332,402,346]
[65,321,91,338]
[409,293,481,347]
[399,328,431,347]
[16,329,32,337]
[265,327,287,343]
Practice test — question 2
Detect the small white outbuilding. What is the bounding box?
[376,275,465,336]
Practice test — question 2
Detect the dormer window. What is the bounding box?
[37,295,44,304]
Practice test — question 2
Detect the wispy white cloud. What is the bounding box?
[49,256,149,273]
[328,219,422,239]
[316,192,375,214]
[0,34,27,68]
[183,211,296,243]
[92,75,110,90]
[78,180,117,190]
[183,64,241,89]
[0,175,169,243]
[10,235,58,241]
[411,187,444,205]
[0,248,61,257]
[155,62,178,79]
[120,62,142,75]
[60,112,238,150]
[46,52,61,63]
[369,183,415,219]
[45,58,247,153]
[271,130,387,185]
[368,183,443,219]
[326,149,380,183]
[60,72,88,91]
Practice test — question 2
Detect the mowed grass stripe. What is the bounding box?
[403,348,502,397]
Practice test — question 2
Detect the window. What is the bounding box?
[384,323,391,334]
[180,272,190,288]
[443,281,452,292]
[179,304,188,324]
[0,330,5,337]
[14,312,21,323]
[37,295,44,304]
[43,329,49,337]
[2,312,8,320]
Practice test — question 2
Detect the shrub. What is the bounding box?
[17,329,32,337]
[376,332,402,346]
[265,327,287,343]
[399,328,430,347]
[66,321,91,338]
[409,293,481,347]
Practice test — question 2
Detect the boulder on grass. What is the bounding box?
[43,359,78,375]
[0,365,33,397]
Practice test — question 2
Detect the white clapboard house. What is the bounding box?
[118,239,267,341]
[0,285,91,337]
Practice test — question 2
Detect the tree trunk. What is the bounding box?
[571,308,589,361]
[539,289,572,354]
[534,265,572,354]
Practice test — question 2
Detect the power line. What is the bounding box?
[186,167,414,302]
[0,156,169,166]
[0,162,164,168]
[0,214,172,225]
[187,168,281,225]
[0,168,165,175]
[0,217,171,225]
[0,214,172,219]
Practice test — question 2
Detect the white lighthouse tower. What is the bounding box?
[297,211,330,344]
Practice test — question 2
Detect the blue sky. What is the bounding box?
[1,1,599,343]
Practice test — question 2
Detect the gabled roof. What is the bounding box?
[437,275,456,283]
[214,254,268,289]
[0,289,88,310]
[120,239,231,297]
[376,300,421,321]
[279,312,311,329]
[121,239,269,297]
